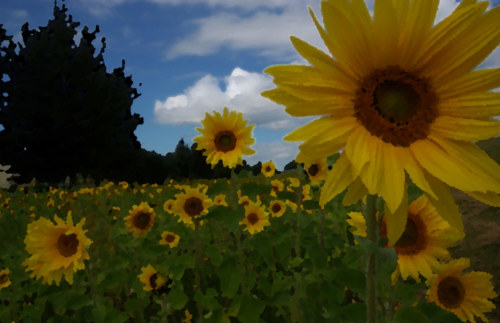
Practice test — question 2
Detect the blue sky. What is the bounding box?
[1,0,500,170]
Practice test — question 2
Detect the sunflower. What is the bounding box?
[138,264,168,292]
[214,194,228,207]
[159,231,180,248]
[163,199,175,214]
[348,196,463,281]
[427,258,497,323]
[239,200,270,234]
[194,107,256,168]
[0,269,12,289]
[124,202,156,237]
[270,179,284,197]
[22,212,92,285]
[303,158,329,185]
[174,187,212,226]
[269,200,287,218]
[263,0,500,244]
[261,160,276,177]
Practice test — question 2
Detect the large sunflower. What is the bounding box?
[427,258,497,323]
[174,187,213,226]
[194,107,256,168]
[348,196,463,281]
[23,212,92,285]
[124,202,156,237]
[263,0,500,244]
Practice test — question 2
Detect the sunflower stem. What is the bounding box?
[364,194,378,323]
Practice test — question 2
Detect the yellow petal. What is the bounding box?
[320,153,354,207]
[437,68,500,99]
[385,187,408,246]
[284,116,357,143]
[413,3,487,73]
[465,191,500,207]
[373,0,398,67]
[410,138,496,193]
[345,126,372,177]
[430,116,500,141]
[377,143,406,214]
[343,176,368,206]
[438,92,500,118]
[285,98,354,118]
[423,171,464,233]
[400,147,437,199]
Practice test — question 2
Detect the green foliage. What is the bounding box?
[0,3,143,184]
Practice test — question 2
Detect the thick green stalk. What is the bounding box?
[363,194,378,323]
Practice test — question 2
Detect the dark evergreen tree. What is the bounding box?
[0,3,143,183]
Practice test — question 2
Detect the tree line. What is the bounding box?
[0,2,290,186]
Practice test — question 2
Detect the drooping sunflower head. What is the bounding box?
[427,258,497,322]
[159,231,180,248]
[23,213,92,285]
[124,202,156,237]
[0,268,12,289]
[239,200,270,235]
[270,179,284,197]
[138,264,169,292]
[194,107,256,169]
[263,0,500,244]
[269,200,286,218]
[163,199,175,214]
[348,195,463,282]
[174,187,213,226]
[261,160,276,177]
[214,194,228,206]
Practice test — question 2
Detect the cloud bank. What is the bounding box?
[154,67,307,130]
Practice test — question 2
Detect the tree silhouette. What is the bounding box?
[0,3,143,184]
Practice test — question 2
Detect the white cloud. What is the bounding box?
[154,67,306,130]
[147,0,291,10]
[245,141,299,171]
[436,0,459,23]
[166,2,322,59]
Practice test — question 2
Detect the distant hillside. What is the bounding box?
[477,137,500,164]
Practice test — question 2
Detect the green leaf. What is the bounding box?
[65,293,92,311]
[216,257,241,298]
[416,303,462,323]
[237,293,265,323]
[330,303,366,323]
[168,288,189,310]
[205,244,223,267]
[394,305,431,323]
[194,288,220,311]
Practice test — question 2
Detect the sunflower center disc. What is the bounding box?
[134,212,151,229]
[272,203,282,213]
[394,214,427,255]
[214,131,237,152]
[0,274,8,284]
[166,234,175,243]
[57,233,79,257]
[247,213,259,225]
[437,276,465,309]
[150,273,158,289]
[354,66,438,147]
[308,164,319,176]
[184,197,203,217]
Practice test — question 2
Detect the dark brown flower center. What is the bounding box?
[437,276,465,309]
[0,274,8,284]
[308,164,319,177]
[247,212,259,225]
[133,212,151,229]
[57,233,79,257]
[214,131,237,152]
[265,166,272,172]
[240,200,249,207]
[271,203,282,213]
[165,234,176,243]
[184,197,203,217]
[149,273,158,289]
[394,213,427,255]
[354,66,438,147]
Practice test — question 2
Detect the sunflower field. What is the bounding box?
[0,163,497,322]
[2,0,500,322]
